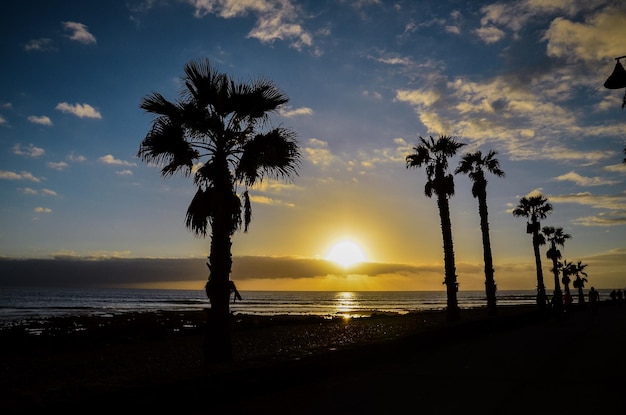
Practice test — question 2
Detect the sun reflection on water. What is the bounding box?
[334,291,361,318]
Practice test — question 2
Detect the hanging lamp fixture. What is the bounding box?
[603,55,626,109]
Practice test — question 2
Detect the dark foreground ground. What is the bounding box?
[1,301,625,414]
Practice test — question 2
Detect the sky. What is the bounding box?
[1,0,625,292]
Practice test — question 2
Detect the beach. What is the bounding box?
[1,302,624,414]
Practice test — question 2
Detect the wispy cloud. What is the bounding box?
[303,138,337,168]
[474,25,505,43]
[99,154,136,167]
[187,0,313,50]
[0,170,41,182]
[27,115,53,126]
[555,171,620,186]
[12,144,45,158]
[68,154,87,163]
[56,102,102,119]
[551,191,626,226]
[34,207,52,213]
[279,106,314,117]
[24,38,56,52]
[47,161,69,171]
[62,21,97,45]
[20,188,57,196]
[116,169,133,176]
[543,5,626,62]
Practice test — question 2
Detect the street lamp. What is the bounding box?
[603,55,626,109]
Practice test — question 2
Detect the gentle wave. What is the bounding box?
[0,287,604,323]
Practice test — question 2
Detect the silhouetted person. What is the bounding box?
[563,291,573,314]
[617,289,623,302]
[589,287,600,315]
[551,291,563,315]
[610,289,617,302]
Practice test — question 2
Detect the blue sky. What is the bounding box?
[1,0,625,291]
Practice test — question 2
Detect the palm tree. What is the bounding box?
[406,135,466,321]
[542,226,571,308]
[571,261,589,306]
[512,194,553,310]
[455,150,504,316]
[559,259,574,295]
[138,58,301,363]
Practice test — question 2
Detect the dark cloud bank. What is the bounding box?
[0,256,422,288]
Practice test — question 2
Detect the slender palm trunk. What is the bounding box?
[477,191,497,315]
[577,283,585,306]
[531,227,547,310]
[437,194,459,321]
[550,255,562,312]
[204,154,235,364]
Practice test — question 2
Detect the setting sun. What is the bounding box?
[325,240,366,267]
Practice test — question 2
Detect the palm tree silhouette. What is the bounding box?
[138,58,301,363]
[406,135,466,321]
[542,226,571,307]
[571,261,589,306]
[512,194,553,310]
[559,259,574,296]
[455,150,504,315]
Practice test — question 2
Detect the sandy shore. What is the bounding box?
[1,302,624,414]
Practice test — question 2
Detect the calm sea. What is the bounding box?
[0,287,563,324]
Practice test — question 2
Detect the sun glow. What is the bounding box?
[325,240,366,267]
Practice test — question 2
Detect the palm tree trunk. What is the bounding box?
[437,194,459,321]
[550,257,562,313]
[532,228,547,310]
[577,285,585,306]
[477,193,497,315]
[204,155,235,364]
[205,205,234,364]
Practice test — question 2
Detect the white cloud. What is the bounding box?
[62,21,97,45]
[27,115,53,126]
[56,102,102,119]
[47,161,69,171]
[99,154,136,167]
[116,169,133,176]
[0,170,42,182]
[555,171,620,186]
[304,138,336,167]
[474,25,506,43]
[34,207,52,213]
[279,106,314,117]
[187,0,313,50]
[0,115,6,125]
[12,144,45,158]
[20,188,57,196]
[41,189,58,196]
[395,89,441,107]
[543,6,626,62]
[445,25,461,35]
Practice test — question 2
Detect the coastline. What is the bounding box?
[1,302,624,413]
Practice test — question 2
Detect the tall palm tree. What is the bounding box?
[542,226,571,305]
[138,58,301,363]
[512,194,553,310]
[571,261,589,305]
[406,135,466,321]
[455,150,504,316]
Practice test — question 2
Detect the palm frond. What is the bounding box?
[185,188,214,237]
[236,127,301,186]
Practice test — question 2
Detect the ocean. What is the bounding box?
[0,287,571,325]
